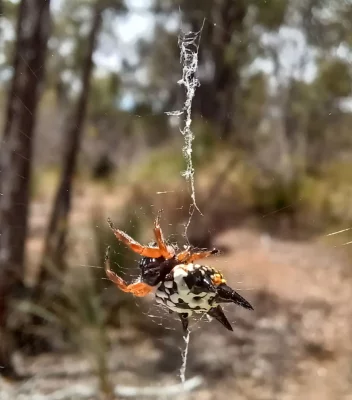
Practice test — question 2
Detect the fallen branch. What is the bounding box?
[1,375,204,400]
[115,376,203,397]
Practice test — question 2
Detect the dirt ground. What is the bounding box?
[2,188,352,399]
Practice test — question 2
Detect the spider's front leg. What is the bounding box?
[187,248,219,263]
[153,209,175,259]
[104,247,153,297]
[176,247,219,264]
[107,218,162,258]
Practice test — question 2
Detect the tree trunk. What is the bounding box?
[212,0,247,140]
[194,0,247,141]
[39,1,102,285]
[0,0,51,378]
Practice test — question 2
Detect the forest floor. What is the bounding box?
[2,186,352,400]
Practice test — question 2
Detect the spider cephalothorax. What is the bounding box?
[105,211,253,332]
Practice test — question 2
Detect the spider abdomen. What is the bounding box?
[155,263,219,315]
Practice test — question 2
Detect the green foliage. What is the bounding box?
[89,72,121,118]
[240,72,268,133]
[251,177,303,215]
[316,58,352,98]
[192,118,219,168]
[19,206,146,395]
[302,164,352,226]
[19,262,113,395]
[132,102,170,147]
[127,143,186,184]
[254,0,288,30]
[52,266,113,395]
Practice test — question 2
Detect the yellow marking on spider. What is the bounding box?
[212,274,224,285]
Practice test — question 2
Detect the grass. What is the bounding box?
[18,207,147,398]
[54,267,113,396]
[18,263,114,396]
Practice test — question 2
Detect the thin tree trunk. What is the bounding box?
[194,0,247,141]
[0,2,3,39]
[0,0,51,378]
[212,0,247,140]
[39,1,102,284]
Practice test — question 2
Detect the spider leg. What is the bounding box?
[153,210,174,259]
[123,281,153,297]
[108,272,153,297]
[188,248,219,263]
[105,247,153,297]
[175,246,192,263]
[107,218,162,258]
[177,247,219,264]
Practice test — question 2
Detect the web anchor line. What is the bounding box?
[166,21,205,220]
[165,20,205,383]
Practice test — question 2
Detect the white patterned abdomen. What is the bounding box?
[155,264,217,315]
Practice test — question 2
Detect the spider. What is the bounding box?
[105,211,253,332]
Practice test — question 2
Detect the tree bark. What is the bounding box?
[194,0,247,141]
[212,0,247,140]
[39,1,102,284]
[0,0,51,378]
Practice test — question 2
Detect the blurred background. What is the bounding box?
[1,0,352,399]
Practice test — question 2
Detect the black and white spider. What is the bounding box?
[105,211,253,332]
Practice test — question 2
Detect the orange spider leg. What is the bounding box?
[153,210,175,259]
[105,247,153,297]
[187,248,219,263]
[176,246,192,263]
[177,248,219,263]
[107,218,162,258]
[106,270,153,297]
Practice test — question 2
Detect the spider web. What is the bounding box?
[164,19,206,382]
[166,20,205,236]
